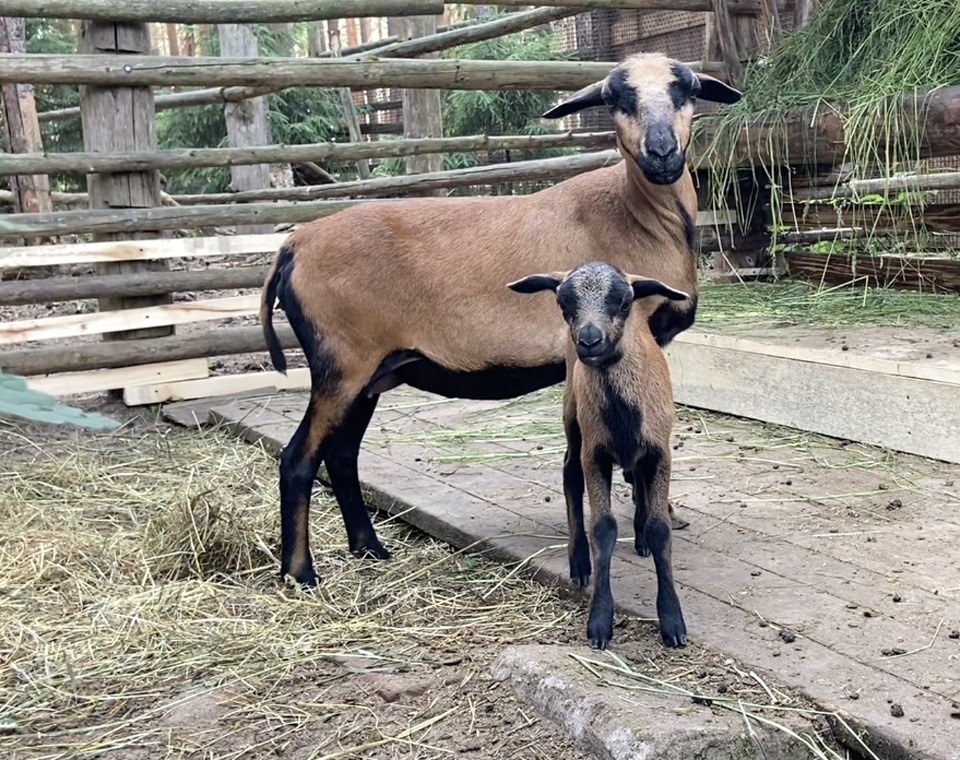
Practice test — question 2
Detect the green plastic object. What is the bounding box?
[0,371,121,430]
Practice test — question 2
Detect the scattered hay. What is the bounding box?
[0,426,577,757]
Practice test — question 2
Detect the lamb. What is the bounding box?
[260,52,741,586]
[508,261,688,649]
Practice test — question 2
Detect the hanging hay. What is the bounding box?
[696,0,960,248]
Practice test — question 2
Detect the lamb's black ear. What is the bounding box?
[543,80,605,119]
[629,276,689,302]
[694,73,742,104]
[507,273,564,294]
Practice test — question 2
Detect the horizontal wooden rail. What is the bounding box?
[28,359,210,397]
[0,294,260,345]
[0,265,270,305]
[0,55,618,90]
[0,324,299,376]
[0,233,286,269]
[2,0,445,23]
[469,0,759,10]
[0,131,617,176]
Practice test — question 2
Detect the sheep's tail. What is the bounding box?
[260,245,293,376]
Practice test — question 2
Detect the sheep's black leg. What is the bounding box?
[642,446,687,648]
[583,447,616,650]
[624,470,689,531]
[632,467,651,558]
[324,393,390,560]
[563,416,591,588]
[279,395,333,586]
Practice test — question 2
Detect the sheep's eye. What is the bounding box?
[621,300,632,315]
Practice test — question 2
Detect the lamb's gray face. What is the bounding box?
[555,263,634,368]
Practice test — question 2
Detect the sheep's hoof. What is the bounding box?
[350,541,391,561]
[634,537,651,558]
[668,503,690,531]
[660,616,688,648]
[569,553,592,588]
[282,565,320,588]
[587,608,614,650]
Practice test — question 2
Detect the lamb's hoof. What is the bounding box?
[587,608,614,650]
[634,537,651,558]
[660,615,687,648]
[350,540,391,561]
[569,553,592,589]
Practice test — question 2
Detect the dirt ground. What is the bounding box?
[0,405,841,760]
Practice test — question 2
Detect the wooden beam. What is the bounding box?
[0,232,286,269]
[398,14,444,191]
[784,251,960,294]
[327,22,370,180]
[0,324,300,376]
[0,55,619,90]
[0,264,270,305]
[27,358,209,396]
[0,131,618,176]
[79,20,171,346]
[791,171,960,201]
[123,367,311,405]
[3,0,445,24]
[0,294,260,346]
[471,0,760,10]
[666,332,960,465]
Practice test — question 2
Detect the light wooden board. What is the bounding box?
[123,367,311,406]
[0,232,288,269]
[665,338,960,465]
[695,209,735,226]
[26,358,209,396]
[0,294,260,345]
[674,331,960,386]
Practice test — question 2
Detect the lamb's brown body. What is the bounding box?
[261,53,741,585]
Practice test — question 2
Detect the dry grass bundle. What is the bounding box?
[0,426,577,758]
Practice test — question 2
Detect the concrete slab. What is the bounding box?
[179,382,960,760]
[491,644,818,760]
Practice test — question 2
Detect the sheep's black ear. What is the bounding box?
[543,80,605,119]
[507,274,563,294]
[694,73,742,104]
[629,276,689,302]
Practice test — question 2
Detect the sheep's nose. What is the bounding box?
[645,125,678,158]
[577,326,603,348]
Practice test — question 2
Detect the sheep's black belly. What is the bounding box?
[365,349,565,401]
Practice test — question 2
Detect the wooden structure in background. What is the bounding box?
[397,13,444,192]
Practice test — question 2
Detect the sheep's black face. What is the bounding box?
[542,53,742,186]
[555,265,634,368]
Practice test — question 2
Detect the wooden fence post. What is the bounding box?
[78,20,171,348]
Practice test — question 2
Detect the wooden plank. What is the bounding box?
[0,232,287,269]
[5,0,445,24]
[0,294,260,345]
[398,14,444,192]
[665,335,960,465]
[123,367,311,405]
[26,358,209,396]
[784,251,960,294]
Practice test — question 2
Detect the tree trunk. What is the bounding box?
[398,14,444,195]
[0,16,53,245]
[217,23,274,233]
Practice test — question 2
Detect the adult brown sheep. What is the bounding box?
[261,53,741,585]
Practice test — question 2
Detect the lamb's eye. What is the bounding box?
[621,300,632,315]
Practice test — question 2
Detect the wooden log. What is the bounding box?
[166,150,623,203]
[3,0,445,24]
[79,20,171,345]
[0,233,287,269]
[694,84,960,169]
[792,171,960,201]
[784,251,960,294]
[0,198,384,238]
[0,131,617,176]
[0,324,300,376]
[0,55,621,90]
[218,23,274,234]
[0,294,259,345]
[463,0,760,10]
[0,265,270,306]
[327,23,370,180]
[0,16,52,237]
[780,202,960,234]
[709,0,742,86]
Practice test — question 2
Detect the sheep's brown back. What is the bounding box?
[285,162,697,373]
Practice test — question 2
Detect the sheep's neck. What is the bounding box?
[619,161,696,232]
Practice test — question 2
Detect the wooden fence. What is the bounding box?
[1,1,957,406]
